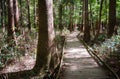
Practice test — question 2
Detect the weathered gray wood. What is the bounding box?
[61,31,109,79]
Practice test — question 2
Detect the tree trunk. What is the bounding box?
[89,0,95,36]
[59,3,63,32]
[1,0,3,28]
[96,0,104,36]
[1,0,5,32]
[7,0,16,45]
[69,4,74,32]
[34,0,36,28]
[4,0,7,29]
[19,0,23,33]
[107,0,116,38]
[105,0,108,26]
[26,0,31,31]
[33,0,56,74]
[83,0,90,42]
[80,1,84,32]
[0,1,2,27]
[13,0,19,31]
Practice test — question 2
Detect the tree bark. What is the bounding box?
[4,0,7,29]
[19,0,23,32]
[80,1,84,32]
[59,3,63,32]
[26,0,31,31]
[1,0,5,32]
[13,0,19,31]
[96,0,104,36]
[89,0,95,36]
[1,0,3,28]
[69,4,74,32]
[107,0,116,38]
[7,0,15,39]
[7,0,17,46]
[83,0,90,42]
[34,0,36,28]
[105,0,108,26]
[33,0,56,74]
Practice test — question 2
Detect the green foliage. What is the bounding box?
[53,0,120,31]
[54,0,82,30]
[0,33,16,67]
[63,0,75,5]
[96,33,106,41]
[117,1,120,18]
[93,34,120,59]
[18,0,37,28]
[0,31,37,68]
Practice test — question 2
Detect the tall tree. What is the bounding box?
[7,0,15,42]
[19,0,23,30]
[0,1,2,27]
[1,0,3,29]
[59,3,63,32]
[4,0,7,29]
[96,0,104,36]
[13,0,19,30]
[34,0,36,28]
[107,0,116,38]
[89,0,95,36]
[7,0,19,46]
[33,0,57,74]
[0,0,6,32]
[83,0,90,42]
[69,4,74,32]
[26,0,31,31]
[80,0,84,32]
[105,0,108,25]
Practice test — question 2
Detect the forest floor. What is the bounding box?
[60,30,111,79]
[0,30,37,74]
[0,55,35,73]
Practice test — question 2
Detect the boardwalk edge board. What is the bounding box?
[55,36,66,79]
[78,38,120,79]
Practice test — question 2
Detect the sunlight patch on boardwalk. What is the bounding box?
[61,31,109,79]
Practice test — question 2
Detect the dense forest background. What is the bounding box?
[0,0,120,78]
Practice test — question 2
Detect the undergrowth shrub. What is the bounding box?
[93,28,120,58]
[96,33,107,42]
[0,32,37,68]
[93,35,120,60]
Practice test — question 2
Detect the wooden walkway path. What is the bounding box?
[61,31,110,79]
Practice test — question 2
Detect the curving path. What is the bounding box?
[61,31,110,79]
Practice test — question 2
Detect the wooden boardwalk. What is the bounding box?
[61,31,110,79]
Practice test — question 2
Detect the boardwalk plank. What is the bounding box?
[61,31,109,79]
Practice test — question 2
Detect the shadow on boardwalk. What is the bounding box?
[61,31,110,79]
